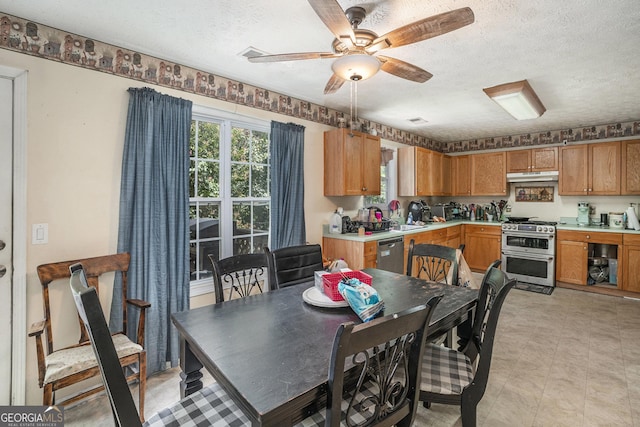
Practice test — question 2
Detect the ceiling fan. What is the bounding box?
[248,0,475,94]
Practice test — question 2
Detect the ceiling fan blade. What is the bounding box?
[307,0,356,47]
[324,74,345,94]
[368,7,474,52]
[248,52,341,63]
[377,55,433,83]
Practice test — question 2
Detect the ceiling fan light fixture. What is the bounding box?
[483,79,546,120]
[332,54,380,81]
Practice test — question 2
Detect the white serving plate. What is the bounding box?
[302,286,349,308]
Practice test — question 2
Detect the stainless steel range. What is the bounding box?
[501,221,556,288]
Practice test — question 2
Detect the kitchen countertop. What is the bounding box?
[323,220,640,242]
[323,219,501,242]
[556,223,640,234]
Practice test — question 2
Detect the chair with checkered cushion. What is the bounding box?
[68,263,249,427]
[296,295,442,427]
[420,264,516,426]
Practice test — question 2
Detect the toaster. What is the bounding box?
[432,205,454,221]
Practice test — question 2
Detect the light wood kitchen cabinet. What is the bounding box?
[452,155,471,196]
[322,237,377,270]
[556,230,623,287]
[506,147,558,173]
[441,154,452,196]
[398,146,444,196]
[324,128,380,196]
[559,141,620,195]
[556,236,588,285]
[621,139,640,195]
[463,224,501,272]
[622,234,640,293]
[470,152,507,196]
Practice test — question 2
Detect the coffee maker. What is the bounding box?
[407,200,430,222]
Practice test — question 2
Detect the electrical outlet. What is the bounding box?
[589,205,596,215]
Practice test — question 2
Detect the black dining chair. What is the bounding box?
[209,253,269,303]
[68,263,249,427]
[265,244,324,289]
[406,240,460,286]
[419,264,516,427]
[296,295,443,427]
[456,259,502,351]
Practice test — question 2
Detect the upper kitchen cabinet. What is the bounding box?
[470,152,507,196]
[506,147,558,173]
[452,155,471,196]
[324,128,380,196]
[398,146,447,196]
[622,139,640,195]
[559,141,620,195]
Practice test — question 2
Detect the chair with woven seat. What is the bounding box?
[296,295,442,427]
[208,252,269,303]
[420,264,516,426]
[406,240,459,286]
[265,244,324,289]
[30,253,149,420]
[68,263,249,427]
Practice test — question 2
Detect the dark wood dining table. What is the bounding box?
[171,268,478,426]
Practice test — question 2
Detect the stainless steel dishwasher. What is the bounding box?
[376,236,404,274]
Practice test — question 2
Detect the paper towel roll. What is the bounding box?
[627,206,640,231]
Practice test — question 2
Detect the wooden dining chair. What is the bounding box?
[265,244,324,289]
[296,295,442,427]
[406,240,460,286]
[208,252,269,303]
[30,253,149,419]
[420,265,516,426]
[68,263,249,427]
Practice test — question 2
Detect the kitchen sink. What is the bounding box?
[399,224,428,231]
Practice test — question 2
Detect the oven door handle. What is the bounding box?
[502,251,554,261]
[502,231,554,239]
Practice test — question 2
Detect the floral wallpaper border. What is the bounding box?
[1,12,638,154]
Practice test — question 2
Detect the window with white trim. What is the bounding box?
[189,107,270,287]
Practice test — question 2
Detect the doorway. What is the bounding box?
[0,64,27,405]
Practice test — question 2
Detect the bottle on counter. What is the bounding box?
[407,212,414,224]
[329,209,342,234]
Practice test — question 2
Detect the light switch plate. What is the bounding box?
[32,223,48,245]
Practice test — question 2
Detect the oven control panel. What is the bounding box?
[502,224,555,233]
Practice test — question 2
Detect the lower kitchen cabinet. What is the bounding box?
[462,224,501,272]
[622,234,640,292]
[556,230,623,288]
[322,237,377,271]
[556,238,588,285]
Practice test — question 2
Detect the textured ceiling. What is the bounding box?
[1,0,639,142]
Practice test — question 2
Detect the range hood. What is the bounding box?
[506,170,559,182]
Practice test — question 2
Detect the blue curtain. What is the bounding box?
[110,87,192,374]
[270,121,306,249]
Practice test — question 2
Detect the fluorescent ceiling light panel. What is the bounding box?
[483,79,546,120]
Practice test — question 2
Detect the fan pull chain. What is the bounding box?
[349,80,359,131]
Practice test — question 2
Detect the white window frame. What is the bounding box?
[364,145,397,211]
[190,104,271,297]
